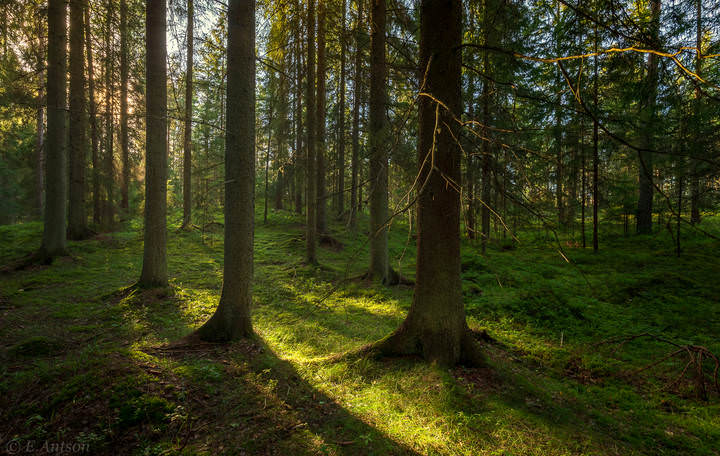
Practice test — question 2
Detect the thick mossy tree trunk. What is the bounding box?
[368,0,389,282]
[68,0,89,240]
[41,0,68,260]
[139,0,168,288]
[305,0,318,264]
[182,0,194,228]
[636,0,660,235]
[195,0,255,341]
[370,0,483,367]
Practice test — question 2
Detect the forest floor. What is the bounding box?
[1,206,719,455]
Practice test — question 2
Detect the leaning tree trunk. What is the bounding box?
[120,0,130,212]
[368,0,389,282]
[195,0,255,341]
[636,0,660,235]
[305,0,318,264]
[315,0,327,234]
[41,0,68,259]
[182,0,194,228]
[370,0,483,367]
[139,0,168,288]
[68,0,89,240]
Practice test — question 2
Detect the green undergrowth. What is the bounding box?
[1,206,719,455]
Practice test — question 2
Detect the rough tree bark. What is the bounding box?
[195,0,255,341]
[40,0,68,259]
[68,0,89,240]
[139,0,168,288]
[367,0,483,367]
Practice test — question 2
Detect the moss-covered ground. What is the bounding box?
[1,206,719,455]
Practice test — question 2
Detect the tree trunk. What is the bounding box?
[182,0,194,228]
[120,0,130,212]
[293,0,303,215]
[371,0,482,367]
[68,0,89,240]
[368,0,389,282]
[264,108,273,224]
[465,18,476,241]
[316,0,327,234]
[103,0,115,229]
[41,0,68,259]
[86,5,101,226]
[305,0,318,264]
[35,84,45,220]
[690,0,701,225]
[196,0,255,341]
[636,0,660,235]
[480,0,492,253]
[139,0,168,288]
[592,23,599,252]
[348,0,363,230]
[336,0,347,216]
[580,117,586,248]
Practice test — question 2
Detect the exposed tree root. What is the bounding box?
[353,267,415,286]
[328,325,487,368]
